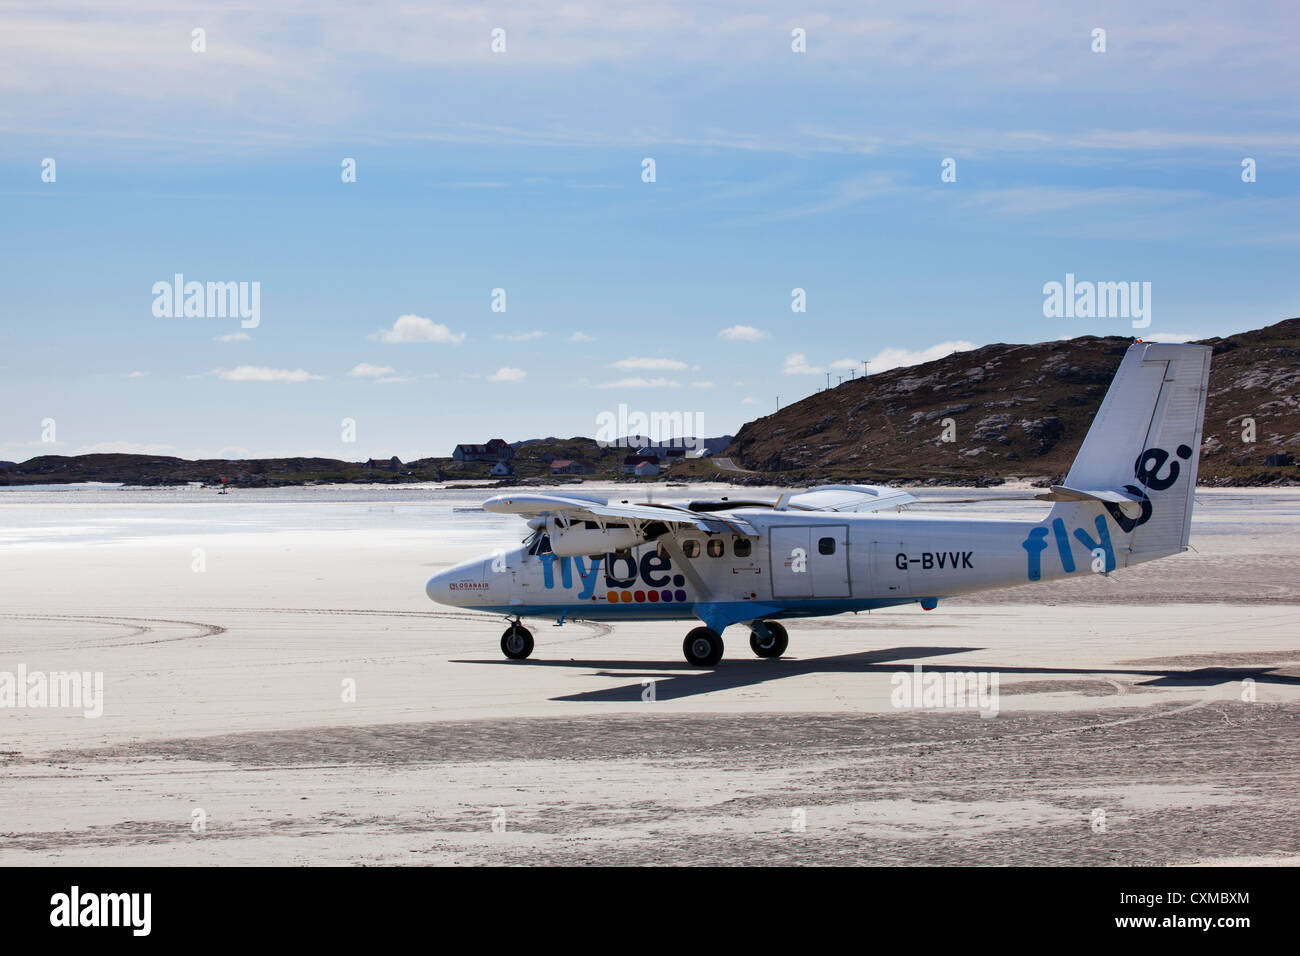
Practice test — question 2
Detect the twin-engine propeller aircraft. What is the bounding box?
[427,342,1211,666]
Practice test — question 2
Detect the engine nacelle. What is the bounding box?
[546,517,643,557]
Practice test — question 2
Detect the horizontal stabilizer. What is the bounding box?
[1036,485,1146,506]
[784,484,916,513]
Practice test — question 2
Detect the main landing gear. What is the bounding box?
[683,627,724,667]
[681,620,789,666]
[501,621,534,660]
[749,620,789,659]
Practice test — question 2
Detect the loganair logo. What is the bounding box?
[1022,443,1192,580]
[539,551,690,603]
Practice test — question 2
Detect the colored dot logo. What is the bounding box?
[606,589,688,603]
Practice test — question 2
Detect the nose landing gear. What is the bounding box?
[501,621,534,660]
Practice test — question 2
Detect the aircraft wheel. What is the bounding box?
[501,624,534,660]
[749,620,788,658]
[683,627,724,667]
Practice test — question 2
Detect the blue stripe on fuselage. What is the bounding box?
[466,597,919,623]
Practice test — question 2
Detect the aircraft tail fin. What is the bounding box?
[1050,341,1211,558]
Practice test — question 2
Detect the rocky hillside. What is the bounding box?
[725,319,1300,486]
[0,455,446,487]
[0,437,730,487]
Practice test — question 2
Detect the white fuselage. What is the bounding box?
[426,504,1152,628]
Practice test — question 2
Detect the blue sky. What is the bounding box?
[2,1,1297,462]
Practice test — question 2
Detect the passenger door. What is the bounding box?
[769,525,850,598]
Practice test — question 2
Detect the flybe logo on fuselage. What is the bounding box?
[1022,443,1192,580]
[539,550,688,600]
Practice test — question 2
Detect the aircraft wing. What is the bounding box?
[784,483,916,513]
[481,493,758,535]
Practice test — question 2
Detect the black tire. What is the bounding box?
[683,627,724,667]
[749,620,789,658]
[501,625,534,660]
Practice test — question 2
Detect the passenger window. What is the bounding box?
[818,537,835,555]
[734,538,752,557]
[706,539,724,558]
[683,540,701,558]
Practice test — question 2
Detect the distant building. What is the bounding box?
[634,461,660,477]
[621,454,659,475]
[551,459,596,476]
[1265,452,1293,467]
[490,461,513,477]
[365,456,402,471]
[634,445,686,461]
[452,439,513,462]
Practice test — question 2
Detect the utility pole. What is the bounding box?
[825,371,831,390]
[861,359,869,377]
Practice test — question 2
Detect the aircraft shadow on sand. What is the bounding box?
[450,646,1300,703]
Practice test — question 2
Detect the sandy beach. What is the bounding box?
[1,483,1297,865]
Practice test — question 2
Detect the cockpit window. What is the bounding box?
[525,531,553,556]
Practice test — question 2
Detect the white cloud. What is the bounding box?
[214,332,250,343]
[348,363,398,377]
[612,357,689,370]
[782,353,824,375]
[741,397,759,404]
[864,340,976,373]
[596,377,681,389]
[214,366,324,383]
[372,314,466,344]
[494,330,545,341]
[569,331,594,342]
[125,370,148,378]
[375,376,416,384]
[487,367,527,382]
[0,440,67,452]
[719,324,768,341]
